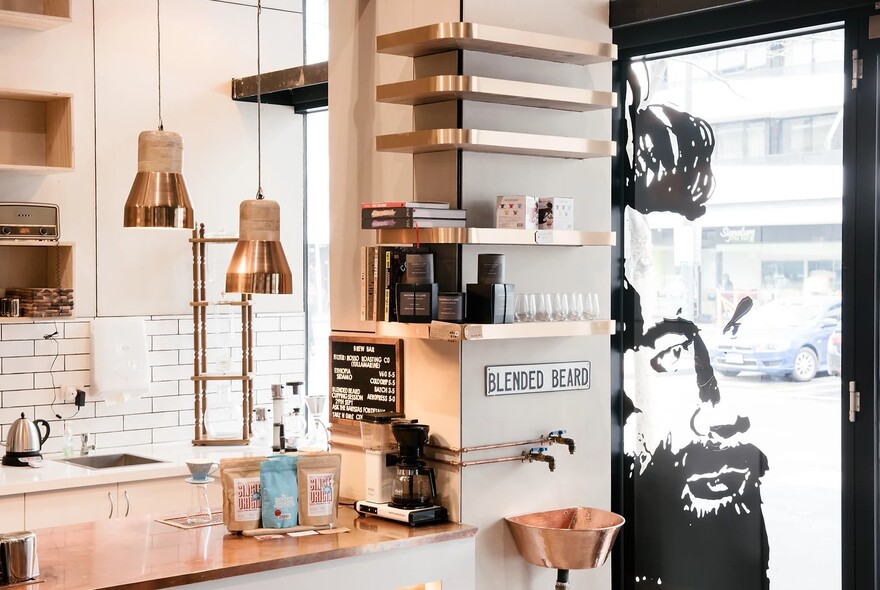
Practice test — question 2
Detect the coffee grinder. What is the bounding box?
[355,422,448,526]
[359,412,404,503]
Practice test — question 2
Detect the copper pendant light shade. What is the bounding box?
[123,130,194,229]
[225,198,293,294]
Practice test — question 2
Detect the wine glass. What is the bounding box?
[535,293,552,322]
[515,293,536,323]
[580,293,594,320]
[588,293,600,320]
[566,293,582,321]
[551,293,568,322]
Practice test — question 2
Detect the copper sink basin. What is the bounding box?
[505,506,624,570]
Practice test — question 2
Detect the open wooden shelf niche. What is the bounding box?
[0,241,75,320]
[0,88,73,173]
[0,0,70,30]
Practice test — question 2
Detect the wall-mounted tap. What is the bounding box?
[547,429,576,454]
[522,447,555,472]
[80,433,95,456]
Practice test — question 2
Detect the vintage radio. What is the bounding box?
[0,203,59,240]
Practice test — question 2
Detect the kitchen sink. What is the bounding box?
[505,506,624,571]
[57,453,166,470]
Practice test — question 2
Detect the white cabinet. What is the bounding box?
[0,495,25,532]
[25,484,117,529]
[23,478,224,528]
[120,478,223,519]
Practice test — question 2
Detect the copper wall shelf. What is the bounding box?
[375,320,615,342]
[376,129,615,160]
[375,227,615,247]
[376,75,616,112]
[231,61,328,113]
[376,22,617,65]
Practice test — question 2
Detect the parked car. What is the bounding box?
[712,296,841,382]
[827,321,842,376]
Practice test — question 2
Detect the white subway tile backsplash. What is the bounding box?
[35,405,96,422]
[64,322,91,339]
[0,373,34,391]
[253,346,281,361]
[34,370,89,390]
[2,388,56,407]
[97,429,153,449]
[145,319,180,336]
[0,313,304,450]
[124,411,178,430]
[151,334,195,351]
[1,323,56,341]
[2,355,58,374]
[151,364,193,382]
[34,338,89,356]
[152,395,193,413]
[256,331,302,346]
[0,340,34,358]
[149,350,180,366]
[280,315,305,331]
[95,397,153,417]
[152,425,193,443]
[253,317,281,332]
[64,354,90,371]
[280,345,305,360]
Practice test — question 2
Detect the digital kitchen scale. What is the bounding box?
[354,500,448,526]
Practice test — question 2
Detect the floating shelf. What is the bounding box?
[377,75,616,112]
[376,129,615,160]
[0,2,71,31]
[0,89,73,172]
[377,22,617,65]
[375,320,615,342]
[189,236,238,244]
[375,227,616,247]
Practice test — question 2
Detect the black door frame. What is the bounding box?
[610,5,878,590]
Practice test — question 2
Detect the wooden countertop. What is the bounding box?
[23,507,477,589]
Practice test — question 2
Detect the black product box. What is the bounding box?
[397,283,439,323]
[466,283,515,324]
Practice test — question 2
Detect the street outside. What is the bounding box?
[640,367,842,590]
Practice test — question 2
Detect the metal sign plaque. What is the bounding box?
[485,361,590,396]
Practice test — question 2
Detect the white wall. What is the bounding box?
[0,0,308,445]
[329,2,614,589]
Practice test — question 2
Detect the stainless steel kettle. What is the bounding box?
[2,413,50,466]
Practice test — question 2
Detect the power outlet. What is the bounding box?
[61,386,77,402]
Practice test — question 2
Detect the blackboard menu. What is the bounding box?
[329,335,403,426]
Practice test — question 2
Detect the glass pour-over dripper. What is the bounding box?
[302,395,329,451]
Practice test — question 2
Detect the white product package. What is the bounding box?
[89,317,150,403]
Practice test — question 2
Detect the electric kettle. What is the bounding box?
[2,413,50,467]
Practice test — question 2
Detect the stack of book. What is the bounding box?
[360,245,428,322]
[361,201,467,229]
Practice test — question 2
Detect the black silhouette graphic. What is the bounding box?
[623,63,771,589]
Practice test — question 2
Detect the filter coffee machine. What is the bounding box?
[356,422,448,526]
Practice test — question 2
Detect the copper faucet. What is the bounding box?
[547,430,576,454]
[523,447,556,471]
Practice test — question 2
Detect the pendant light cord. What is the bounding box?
[157,0,164,131]
[255,0,263,200]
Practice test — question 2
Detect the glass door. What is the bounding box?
[620,27,845,590]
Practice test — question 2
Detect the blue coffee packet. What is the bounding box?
[260,454,299,528]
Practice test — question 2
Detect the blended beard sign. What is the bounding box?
[485,361,590,396]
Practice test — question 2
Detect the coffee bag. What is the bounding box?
[220,456,266,531]
[261,455,299,529]
[297,453,342,526]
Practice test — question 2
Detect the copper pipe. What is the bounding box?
[422,454,529,468]
[426,437,548,454]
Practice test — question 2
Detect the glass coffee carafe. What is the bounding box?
[389,422,438,508]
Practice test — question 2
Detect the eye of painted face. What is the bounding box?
[650,333,693,373]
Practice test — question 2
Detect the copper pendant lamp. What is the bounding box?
[123,0,194,229]
[225,0,293,295]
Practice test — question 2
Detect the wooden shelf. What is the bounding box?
[190,300,252,307]
[375,227,615,246]
[376,129,615,160]
[377,75,616,112]
[0,88,73,172]
[189,237,238,244]
[377,22,616,65]
[375,320,615,341]
[0,241,75,319]
[0,1,71,31]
